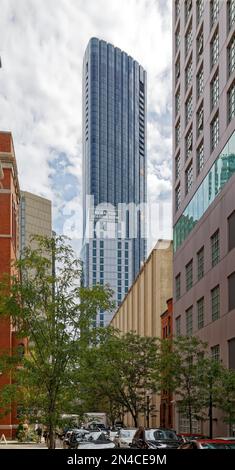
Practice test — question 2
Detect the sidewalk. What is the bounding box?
[0,439,63,449]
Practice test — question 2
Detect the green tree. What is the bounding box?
[216,367,235,436]
[79,331,160,427]
[0,235,113,448]
[157,336,207,434]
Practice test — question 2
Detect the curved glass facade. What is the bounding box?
[174,131,235,252]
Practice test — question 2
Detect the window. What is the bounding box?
[175,273,181,301]
[175,56,180,85]
[175,26,180,53]
[211,30,219,69]
[197,27,204,63]
[197,141,204,175]
[197,297,204,329]
[211,229,220,266]
[185,161,193,195]
[186,306,193,335]
[185,93,193,126]
[228,272,235,311]
[185,22,192,57]
[176,316,181,336]
[228,338,235,370]
[228,0,235,31]
[185,58,193,91]
[228,81,235,123]
[197,103,204,137]
[175,184,181,211]
[175,88,180,116]
[197,0,204,24]
[175,152,181,180]
[210,0,219,28]
[175,0,180,21]
[185,259,193,291]
[175,120,181,148]
[211,344,220,362]
[197,65,204,99]
[228,210,235,251]
[185,0,192,24]
[228,35,235,77]
[211,114,219,151]
[185,127,193,161]
[210,72,219,110]
[211,285,220,321]
[197,246,204,280]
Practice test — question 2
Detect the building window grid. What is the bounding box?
[185,93,193,126]
[210,0,219,28]
[211,72,219,110]
[197,297,204,329]
[211,114,219,152]
[197,141,204,174]
[185,260,193,291]
[228,35,235,77]
[176,274,181,301]
[185,161,193,195]
[185,127,193,161]
[211,285,220,321]
[185,59,193,91]
[186,307,193,336]
[197,247,204,280]
[211,344,220,362]
[211,31,219,70]
[228,0,235,31]
[228,81,235,122]
[197,0,204,24]
[197,66,204,99]
[211,230,220,267]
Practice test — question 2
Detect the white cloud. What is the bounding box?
[0,0,172,254]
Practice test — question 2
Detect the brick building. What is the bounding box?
[0,131,21,438]
[160,298,173,430]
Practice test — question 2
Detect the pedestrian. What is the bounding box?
[34,421,43,443]
[131,426,148,449]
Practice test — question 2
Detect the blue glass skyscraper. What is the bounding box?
[82,38,147,326]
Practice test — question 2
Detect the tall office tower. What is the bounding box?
[82,38,147,326]
[20,191,52,253]
[173,0,235,435]
[0,132,23,438]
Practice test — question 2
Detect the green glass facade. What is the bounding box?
[174,130,235,252]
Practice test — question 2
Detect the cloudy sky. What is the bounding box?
[0,0,172,254]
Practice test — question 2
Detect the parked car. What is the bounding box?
[74,431,116,449]
[131,428,180,449]
[177,433,207,443]
[114,428,137,448]
[178,439,235,449]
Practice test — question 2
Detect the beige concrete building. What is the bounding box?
[20,191,52,251]
[110,239,173,427]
